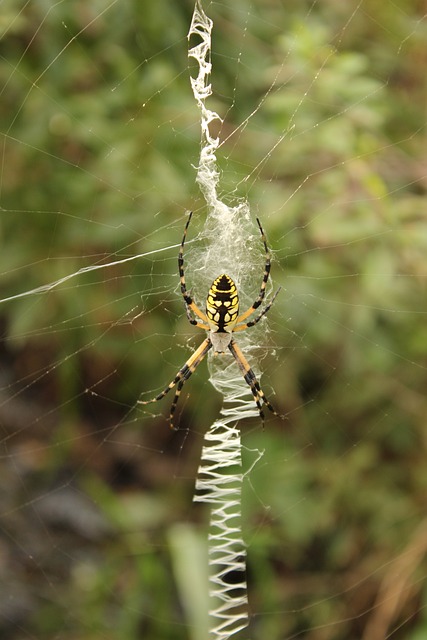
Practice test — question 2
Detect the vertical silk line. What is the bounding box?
[188,1,261,637]
[188,0,222,211]
[193,421,248,639]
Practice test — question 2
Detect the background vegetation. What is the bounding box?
[1,0,427,638]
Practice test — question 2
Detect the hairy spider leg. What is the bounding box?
[139,337,212,430]
[178,211,210,330]
[232,286,281,332]
[234,217,272,326]
[228,338,284,426]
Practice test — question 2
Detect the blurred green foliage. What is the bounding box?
[1,1,427,639]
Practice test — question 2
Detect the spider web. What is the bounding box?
[1,1,427,639]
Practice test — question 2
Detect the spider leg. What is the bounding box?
[179,211,210,329]
[185,292,210,331]
[233,287,281,332]
[228,339,284,426]
[138,337,212,430]
[234,217,272,325]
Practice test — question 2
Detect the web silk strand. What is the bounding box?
[188,2,261,637]
[194,420,248,638]
[188,0,222,211]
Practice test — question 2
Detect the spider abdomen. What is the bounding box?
[206,274,239,333]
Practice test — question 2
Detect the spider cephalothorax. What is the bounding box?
[139,212,283,429]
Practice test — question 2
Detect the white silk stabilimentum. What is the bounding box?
[188,2,266,637]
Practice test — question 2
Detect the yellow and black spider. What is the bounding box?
[139,211,283,430]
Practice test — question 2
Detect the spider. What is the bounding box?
[139,211,283,430]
